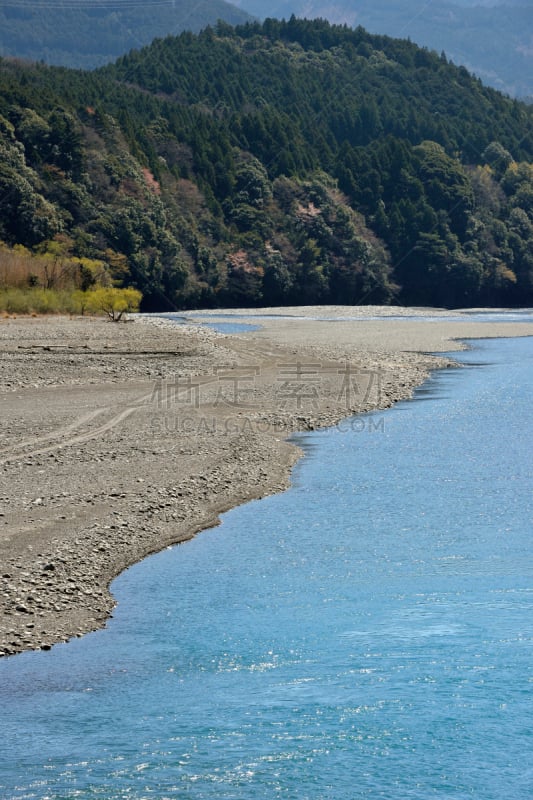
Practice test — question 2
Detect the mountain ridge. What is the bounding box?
[232,0,533,97]
[0,0,254,69]
[1,19,532,310]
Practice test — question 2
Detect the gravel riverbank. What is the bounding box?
[1,308,531,657]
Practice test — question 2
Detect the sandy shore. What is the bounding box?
[1,308,532,657]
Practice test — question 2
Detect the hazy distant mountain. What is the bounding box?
[233,0,533,97]
[0,0,254,69]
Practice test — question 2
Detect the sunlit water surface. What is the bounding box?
[163,308,533,329]
[1,335,533,799]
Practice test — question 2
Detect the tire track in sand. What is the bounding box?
[0,389,156,466]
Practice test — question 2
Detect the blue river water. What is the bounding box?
[161,308,533,330]
[1,335,533,799]
[153,313,261,335]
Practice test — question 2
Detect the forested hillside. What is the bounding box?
[233,0,533,98]
[1,19,532,310]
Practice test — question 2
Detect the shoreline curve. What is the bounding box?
[1,307,531,657]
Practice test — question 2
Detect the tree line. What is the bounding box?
[1,17,532,309]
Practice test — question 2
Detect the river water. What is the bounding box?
[1,334,532,799]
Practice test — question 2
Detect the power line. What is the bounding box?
[1,0,181,8]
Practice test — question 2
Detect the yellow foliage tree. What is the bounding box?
[86,287,142,321]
